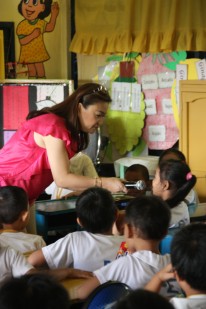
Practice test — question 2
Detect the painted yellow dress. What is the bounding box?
[17,19,50,64]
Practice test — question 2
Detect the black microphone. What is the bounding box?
[124,180,147,190]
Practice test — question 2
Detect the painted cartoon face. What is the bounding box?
[21,0,45,21]
[78,102,109,134]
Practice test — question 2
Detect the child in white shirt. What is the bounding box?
[75,195,182,300]
[145,223,206,309]
[28,187,124,271]
[0,186,46,254]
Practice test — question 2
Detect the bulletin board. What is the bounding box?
[0,79,71,148]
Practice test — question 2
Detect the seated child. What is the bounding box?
[0,186,46,254]
[145,222,206,309]
[46,152,98,199]
[158,148,199,206]
[75,195,182,300]
[28,187,124,271]
[0,273,70,309]
[124,164,150,197]
[0,244,92,288]
[152,159,197,229]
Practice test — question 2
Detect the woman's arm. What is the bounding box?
[35,133,127,193]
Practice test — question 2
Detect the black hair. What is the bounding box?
[75,187,117,234]
[159,159,196,208]
[158,148,186,164]
[26,83,111,152]
[0,273,70,309]
[171,223,206,291]
[125,196,171,240]
[18,0,53,20]
[0,186,28,224]
[125,164,149,182]
[115,289,174,309]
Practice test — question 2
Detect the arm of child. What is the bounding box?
[144,263,175,293]
[75,276,100,300]
[28,249,47,268]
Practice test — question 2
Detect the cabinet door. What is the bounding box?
[180,80,206,202]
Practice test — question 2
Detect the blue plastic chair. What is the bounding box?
[82,281,131,309]
[159,234,173,254]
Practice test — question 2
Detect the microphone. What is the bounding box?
[124,180,147,190]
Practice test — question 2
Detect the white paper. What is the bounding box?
[196,59,206,80]
[149,125,166,142]
[145,99,157,115]
[36,85,65,103]
[176,64,187,82]
[162,98,173,114]
[131,83,141,113]
[141,74,158,90]
[158,72,175,88]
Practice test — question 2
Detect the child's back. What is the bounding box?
[0,186,45,254]
[76,195,182,300]
[28,187,124,271]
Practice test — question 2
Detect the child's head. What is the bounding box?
[158,148,186,164]
[125,196,171,242]
[171,223,206,292]
[76,187,117,234]
[0,186,29,226]
[0,273,70,309]
[152,159,196,208]
[18,0,53,20]
[125,164,150,197]
[116,289,174,309]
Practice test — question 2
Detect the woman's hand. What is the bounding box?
[101,177,127,193]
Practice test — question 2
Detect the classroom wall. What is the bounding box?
[0,0,70,79]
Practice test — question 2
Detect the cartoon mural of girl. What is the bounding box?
[17,0,59,78]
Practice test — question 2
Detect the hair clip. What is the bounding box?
[92,85,108,93]
[186,172,192,181]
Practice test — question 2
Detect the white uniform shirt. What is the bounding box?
[170,201,190,228]
[94,250,182,298]
[170,295,206,309]
[42,231,124,271]
[0,231,46,254]
[0,246,34,286]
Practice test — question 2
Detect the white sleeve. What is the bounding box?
[7,248,34,277]
[42,234,73,269]
[94,258,126,285]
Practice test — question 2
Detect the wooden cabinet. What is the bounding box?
[180,80,206,202]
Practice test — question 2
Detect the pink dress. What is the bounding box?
[0,114,76,204]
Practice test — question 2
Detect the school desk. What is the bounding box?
[35,198,77,242]
[61,278,86,300]
[189,203,206,222]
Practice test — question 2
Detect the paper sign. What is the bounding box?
[131,83,141,113]
[141,74,158,90]
[158,72,175,88]
[148,125,166,142]
[176,64,188,82]
[36,85,65,103]
[196,59,206,80]
[145,99,157,115]
[111,82,131,111]
[162,98,173,114]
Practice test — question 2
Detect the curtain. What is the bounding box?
[70,0,206,54]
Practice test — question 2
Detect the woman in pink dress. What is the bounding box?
[0,83,126,232]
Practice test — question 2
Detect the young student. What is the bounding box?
[145,223,206,308]
[46,152,98,199]
[152,159,196,229]
[28,187,124,271]
[0,186,46,254]
[115,289,174,309]
[0,273,70,309]
[124,164,150,197]
[158,148,198,206]
[0,244,92,288]
[75,195,182,300]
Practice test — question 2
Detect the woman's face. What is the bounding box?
[152,168,164,197]
[78,102,109,133]
[22,0,45,21]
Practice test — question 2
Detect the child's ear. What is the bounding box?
[162,180,170,191]
[124,223,134,239]
[21,210,29,223]
[76,217,83,227]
